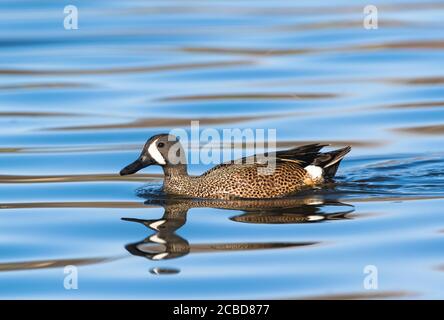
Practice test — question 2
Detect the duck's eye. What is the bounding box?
[157,142,165,148]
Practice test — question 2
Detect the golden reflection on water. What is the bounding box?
[0,257,114,272]
[297,290,415,300]
[120,2,444,17]
[0,173,161,184]
[47,113,298,131]
[389,77,444,86]
[383,101,444,109]
[0,82,93,91]
[181,47,311,56]
[0,201,147,209]
[394,124,444,135]
[0,111,83,117]
[158,92,338,101]
[180,39,444,60]
[0,60,252,76]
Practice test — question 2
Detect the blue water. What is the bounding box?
[0,0,444,299]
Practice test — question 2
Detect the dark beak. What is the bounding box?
[120,157,154,176]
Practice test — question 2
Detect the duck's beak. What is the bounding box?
[120,156,155,176]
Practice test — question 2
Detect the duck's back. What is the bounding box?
[195,161,310,199]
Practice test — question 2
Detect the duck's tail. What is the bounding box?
[314,146,351,179]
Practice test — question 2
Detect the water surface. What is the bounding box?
[0,0,444,299]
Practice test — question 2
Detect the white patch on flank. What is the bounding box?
[307,215,325,222]
[148,138,166,165]
[304,165,323,180]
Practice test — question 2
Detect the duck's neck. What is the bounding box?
[162,164,194,195]
[163,146,193,195]
[163,164,189,178]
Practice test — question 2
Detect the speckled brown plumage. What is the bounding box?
[163,161,311,199]
[120,134,351,199]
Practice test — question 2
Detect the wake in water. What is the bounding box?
[336,152,444,201]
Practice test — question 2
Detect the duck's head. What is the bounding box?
[120,134,183,176]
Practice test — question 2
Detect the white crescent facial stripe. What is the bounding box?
[148,138,166,165]
[149,219,166,230]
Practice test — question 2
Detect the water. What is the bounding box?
[1,0,444,299]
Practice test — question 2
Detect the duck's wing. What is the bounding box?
[202,144,326,175]
[202,143,351,179]
[311,146,351,178]
[273,144,351,178]
[270,143,328,166]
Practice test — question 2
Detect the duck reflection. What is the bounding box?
[231,199,353,224]
[123,195,354,264]
[123,204,189,260]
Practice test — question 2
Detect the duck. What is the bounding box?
[120,133,351,199]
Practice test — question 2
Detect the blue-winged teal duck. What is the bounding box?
[120,134,351,199]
